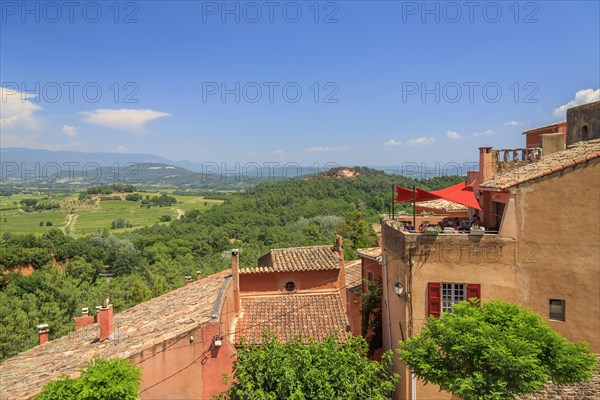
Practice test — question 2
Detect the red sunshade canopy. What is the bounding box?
[395,182,482,210]
[395,186,439,203]
[432,182,481,210]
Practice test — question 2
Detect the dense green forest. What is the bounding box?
[0,168,464,361]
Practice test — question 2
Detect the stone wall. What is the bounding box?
[566,100,600,146]
[519,358,600,400]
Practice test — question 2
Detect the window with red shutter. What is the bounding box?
[428,282,441,317]
[466,283,481,301]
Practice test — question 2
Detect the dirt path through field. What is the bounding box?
[175,208,185,219]
[62,213,78,234]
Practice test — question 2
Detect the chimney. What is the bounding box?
[196,270,202,281]
[232,249,240,316]
[97,298,114,342]
[185,275,193,286]
[37,324,49,345]
[94,306,102,323]
[335,234,343,254]
[540,133,565,156]
[478,147,496,182]
[74,307,95,331]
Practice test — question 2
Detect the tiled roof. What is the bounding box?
[522,120,566,134]
[0,271,231,400]
[240,245,340,274]
[480,139,600,189]
[344,260,362,294]
[235,293,348,344]
[356,247,383,263]
[417,199,467,212]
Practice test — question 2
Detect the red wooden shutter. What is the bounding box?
[466,283,481,301]
[428,282,441,317]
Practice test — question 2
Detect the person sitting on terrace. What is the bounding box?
[404,221,414,231]
[419,221,429,232]
[470,214,481,227]
[453,218,460,230]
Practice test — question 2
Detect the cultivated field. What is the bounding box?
[0,192,223,236]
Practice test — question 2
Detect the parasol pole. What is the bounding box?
[412,185,416,229]
[391,184,395,220]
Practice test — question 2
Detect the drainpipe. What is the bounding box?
[382,230,394,398]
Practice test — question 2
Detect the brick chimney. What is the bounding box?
[478,147,496,183]
[97,298,114,342]
[37,324,49,345]
[94,306,102,322]
[232,249,240,316]
[196,270,202,281]
[74,307,95,331]
[185,275,193,286]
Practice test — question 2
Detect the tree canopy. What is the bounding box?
[398,300,597,400]
[36,358,142,400]
[217,334,398,400]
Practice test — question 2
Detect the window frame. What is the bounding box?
[441,283,466,312]
[549,299,566,321]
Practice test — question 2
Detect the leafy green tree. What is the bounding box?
[361,278,383,356]
[217,334,398,400]
[36,358,142,400]
[398,300,597,400]
[337,211,377,260]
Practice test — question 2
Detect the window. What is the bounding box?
[442,283,465,312]
[367,271,374,283]
[284,281,296,292]
[428,282,480,317]
[549,299,565,321]
[582,125,589,140]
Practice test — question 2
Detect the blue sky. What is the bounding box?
[1,0,599,167]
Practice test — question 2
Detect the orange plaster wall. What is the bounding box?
[239,269,340,293]
[362,257,382,283]
[133,322,234,400]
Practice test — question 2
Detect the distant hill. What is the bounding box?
[0,147,204,171]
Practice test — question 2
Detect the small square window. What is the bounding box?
[549,299,565,321]
[367,272,374,283]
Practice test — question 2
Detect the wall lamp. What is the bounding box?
[394,282,409,299]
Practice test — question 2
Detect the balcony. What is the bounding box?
[382,218,516,266]
[493,147,541,173]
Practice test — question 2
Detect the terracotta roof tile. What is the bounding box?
[356,247,382,263]
[0,271,231,400]
[240,246,340,274]
[480,139,600,189]
[522,120,566,134]
[344,260,362,294]
[416,198,468,212]
[236,293,348,344]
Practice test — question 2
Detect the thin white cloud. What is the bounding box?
[79,109,171,133]
[273,149,284,156]
[305,146,332,153]
[446,130,463,140]
[62,125,78,138]
[115,145,127,153]
[472,129,495,137]
[336,145,351,151]
[0,87,43,130]
[405,137,435,145]
[503,120,521,126]
[384,139,402,147]
[554,88,599,117]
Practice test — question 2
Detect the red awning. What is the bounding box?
[432,182,481,210]
[395,182,482,210]
[395,186,439,203]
